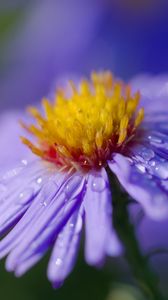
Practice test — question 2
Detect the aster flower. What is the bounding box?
[0,71,168,292]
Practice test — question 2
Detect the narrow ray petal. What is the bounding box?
[0,171,68,258]
[47,205,84,286]
[4,174,86,275]
[84,168,122,266]
[0,160,51,235]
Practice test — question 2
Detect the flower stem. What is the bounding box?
[106,167,165,300]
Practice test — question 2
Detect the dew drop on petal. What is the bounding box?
[39,181,58,207]
[58,192,68,205]
[148,135,162,144]
[69,222,75,229]
[55,258,63,266]
[149,160,168,180]
[75,215,83,234]
[127,157,133,164]
[149,160,156,167]
[36,177,43,185]
[18,188,34,205]
[2,167,22,181]
[155,164,168,179]
[136,164,146,173]
[140,148,155,161]
[21,159,28,166]
[40,200,48,207]
[91,176,106,192]
[65,175,82,197]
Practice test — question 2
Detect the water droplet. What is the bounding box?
[37,177,42,185]
[127,157,133,164]
[18,188,34,205]
[69,222,75,229]
[91,176,106,192]
[39,181,57,207]
[21,159,28,166]
[55,258,63,266]
[3,167,22,180]
[136,164,146,173]
[65,175,82,197]
[149,161,168,179]
[140,148,155,161]
[40,200,48,207]
[148,135,162,144]
[149,160,156,167]
[75,215,83,234]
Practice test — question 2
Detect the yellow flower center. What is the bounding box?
[21,71,144,171]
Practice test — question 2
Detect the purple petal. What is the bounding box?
[15,253,44,278]
[0,159,50,235]
[128,143,168,180]
[0,171,67,259]
[108,154,168,220]
[84,168,122,266]
[136,131,168,159]
[130,75,168,113]
[3,173,86,275]
[47,205,84,286]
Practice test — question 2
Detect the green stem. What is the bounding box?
[106,167,165,300]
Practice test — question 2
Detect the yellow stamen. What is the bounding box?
[21,71,144,170]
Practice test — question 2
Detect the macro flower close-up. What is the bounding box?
[1,1,168,300]
[0,70,168,298]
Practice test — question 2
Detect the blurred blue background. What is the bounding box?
[1,1,168,299]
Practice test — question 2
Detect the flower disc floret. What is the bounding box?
[21,71,144,170]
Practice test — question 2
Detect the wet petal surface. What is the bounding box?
[84,168,122,266]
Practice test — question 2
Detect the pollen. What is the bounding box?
[21,71,144,171]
